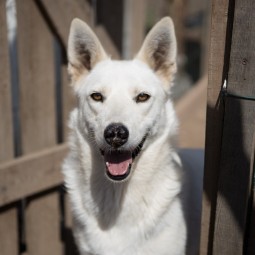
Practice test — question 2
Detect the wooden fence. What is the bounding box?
[200,0,255,254]
[2,0,255,255]
[0,0,118,254]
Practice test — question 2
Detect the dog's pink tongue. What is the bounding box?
[104,151,132,176]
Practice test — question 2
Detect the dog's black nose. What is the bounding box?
[104,123,129,147]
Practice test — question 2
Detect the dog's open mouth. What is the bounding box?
[101,135,147,182]
[104,151,132,181]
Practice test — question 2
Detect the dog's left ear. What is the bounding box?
[68,18,108,83]
[136,17,177,88]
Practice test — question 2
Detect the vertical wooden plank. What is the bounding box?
[170,0,185,58]
[200,1,211,76]
[213,100,255,254]
[227,0,255,98]
[213,0,255,253]
[0,1,18,254]
[0,0,14,161]
[0,207,18,255]
[17,0,57,154]
[16,1,62,254]
[26,192,62,255]
[123,0,145,59]
[200,0,230,254]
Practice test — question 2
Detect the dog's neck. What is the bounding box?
[73,126,181,230]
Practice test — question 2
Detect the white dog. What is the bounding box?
[63,17,200,255]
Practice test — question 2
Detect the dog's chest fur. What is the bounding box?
[64,127,187,255]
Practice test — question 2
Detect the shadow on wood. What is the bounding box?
[203,97,255,254]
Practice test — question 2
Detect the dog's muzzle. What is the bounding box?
[101,123,147,182]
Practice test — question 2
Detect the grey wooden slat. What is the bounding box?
[16,1,61,254]
[0,0,14,161]
[17,0,57,154]
[213,0,255,253]
[0,1,18,254]
[200,0,230,253]
[213,100,255,254]
[0,207,18,255]
[0,144,67,206]
[26,192,63,255]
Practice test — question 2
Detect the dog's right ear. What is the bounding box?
[136,17,177,89]
[68,18,108,83]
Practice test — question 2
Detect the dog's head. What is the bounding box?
[68,17,177,182]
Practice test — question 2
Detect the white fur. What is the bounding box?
[63,17,199,255]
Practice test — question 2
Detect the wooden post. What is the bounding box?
[16,1,62,254]
[122,0,146,59]
[201,0,255,254]
[212,0,255,253]
[0,1,18,254]
[200,0,230,253]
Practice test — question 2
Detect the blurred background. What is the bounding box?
[1,0,210,254]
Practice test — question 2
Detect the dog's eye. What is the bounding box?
[90,92,104,102]
[136,93,151,103]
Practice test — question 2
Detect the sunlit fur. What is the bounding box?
[63,17,195,255]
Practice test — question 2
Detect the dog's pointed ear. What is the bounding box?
[68,18,108,82]
[136,17,177,87]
